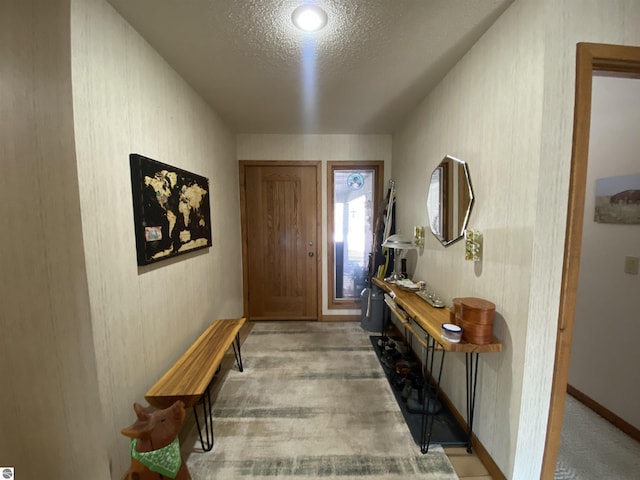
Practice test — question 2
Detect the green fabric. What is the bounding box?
[131,437,182,478]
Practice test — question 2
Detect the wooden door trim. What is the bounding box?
[541,43,640,479]
[326,161,384,310]
[238,160,322,321]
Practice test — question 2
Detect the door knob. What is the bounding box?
[308,252,314,257]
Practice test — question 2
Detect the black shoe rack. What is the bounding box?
[370,336,467,449]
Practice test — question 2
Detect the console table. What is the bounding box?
[372,278,501,453]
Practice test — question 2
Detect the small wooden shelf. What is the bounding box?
[373,277,501,454]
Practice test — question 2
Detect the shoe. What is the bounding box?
[381,350,401,369]
[395,360,412,377]
[401,381,412,401]
[406,389,442,415]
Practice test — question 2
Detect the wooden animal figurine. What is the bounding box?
[121,400,191,480]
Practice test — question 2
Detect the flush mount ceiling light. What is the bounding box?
[291,4,328,32]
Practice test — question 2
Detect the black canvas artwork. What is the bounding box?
[130,153,212,265]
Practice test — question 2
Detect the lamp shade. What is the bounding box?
[382,234,416,250]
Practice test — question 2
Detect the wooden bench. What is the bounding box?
[145,317,246,451]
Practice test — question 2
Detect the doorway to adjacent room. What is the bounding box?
[541,42,640,479]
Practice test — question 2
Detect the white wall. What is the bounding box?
[71,0,243,476]
[237,134,392,317]
[569,75,640,428]
[392,0,640,478]
[0,1,110,478]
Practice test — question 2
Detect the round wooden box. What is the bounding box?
[452,297,496,345]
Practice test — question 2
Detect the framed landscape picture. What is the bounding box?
[594,173,640,224]
[130,153,212,265]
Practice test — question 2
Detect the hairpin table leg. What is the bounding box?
[420,335,446,454]
[465,352,479,453]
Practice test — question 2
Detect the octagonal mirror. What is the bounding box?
[426,155,474,246]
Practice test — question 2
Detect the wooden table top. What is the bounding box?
[373,278,501,353]
[145,317,246,409]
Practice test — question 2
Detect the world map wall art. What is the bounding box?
[130,153,212,266]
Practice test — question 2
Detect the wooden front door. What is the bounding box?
[240,162,320,320]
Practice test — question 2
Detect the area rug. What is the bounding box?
[183,321,458,479]
[554,394,640,480]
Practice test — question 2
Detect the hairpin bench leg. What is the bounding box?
[193,386,214,452]
[232,332,244,372]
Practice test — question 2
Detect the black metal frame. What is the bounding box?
[419,335,446,454]
[192,333,244,451]
[193,386,215,451]
[232,333,244,373]
[465,352,479,452]
[383,309,482,454]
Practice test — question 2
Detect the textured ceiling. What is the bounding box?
[106,0,513,134]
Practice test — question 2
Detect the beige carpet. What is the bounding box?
[555,394,640,480]
[183,321,458,479]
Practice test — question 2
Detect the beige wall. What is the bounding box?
[71,0,242,476]
[0,0,110,478]
[237,134,392,317]
[392,0,640,478]
[518,1,640,478]
[393,1,543,475]
[71,0,242,473]
[569,75,640,429]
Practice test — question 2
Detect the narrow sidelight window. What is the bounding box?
[327,161,383,309]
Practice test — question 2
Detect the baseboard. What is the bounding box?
[320,314,360,322]
[567,384,640,442]
[435,385,507,480]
